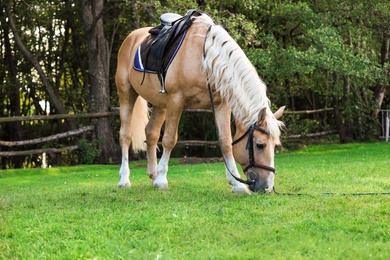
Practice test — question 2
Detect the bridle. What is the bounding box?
[232,123,277,174]
[204,25,276,190]
[203,27,389,196]
[230,123,276,191]
[206,75,277,189]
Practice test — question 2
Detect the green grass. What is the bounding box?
[0,143,389,259]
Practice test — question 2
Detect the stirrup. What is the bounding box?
[158,73,167,94]
[159,81,167,94]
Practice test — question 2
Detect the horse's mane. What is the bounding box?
[195,14,283,144]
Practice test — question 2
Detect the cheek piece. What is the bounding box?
[232,123,276,188]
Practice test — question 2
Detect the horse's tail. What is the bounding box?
[130,96,149,152]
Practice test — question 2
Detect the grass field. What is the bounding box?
[0,143,389,259]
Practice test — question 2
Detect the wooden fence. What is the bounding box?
[0,108,337,157]
[0,126,93,157]
[380,109,390,142]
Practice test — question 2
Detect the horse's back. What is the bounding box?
[117,27,152,73]
[117,17,214,109]
[161,21,212,108]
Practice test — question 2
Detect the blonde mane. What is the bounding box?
[197,14,283,143]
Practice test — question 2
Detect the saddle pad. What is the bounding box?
[133,30,187,74]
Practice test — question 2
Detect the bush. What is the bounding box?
[77,139,100,164]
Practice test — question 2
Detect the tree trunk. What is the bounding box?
[80,0,119,163]
[332,72,353,143]
[373,32,389,118]
[3,25,23,168]
[342,75,354,138]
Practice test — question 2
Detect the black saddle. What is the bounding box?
[160,13,183,26]
[146,10,202,93]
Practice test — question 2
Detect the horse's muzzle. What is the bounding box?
[246,168,273,193]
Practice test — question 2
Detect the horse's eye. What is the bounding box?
[256,143,265,150]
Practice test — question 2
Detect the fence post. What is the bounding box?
[386,111,389,142]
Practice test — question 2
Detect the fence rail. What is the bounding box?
[0,107,334,123]
[0,111,118,123]
[0,107,338,158]
[286,130,338,139]
[0,126,94,147]
[0,146,78,157]
[0,126,94,157]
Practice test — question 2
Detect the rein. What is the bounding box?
[204,25,276,188]
[203,26,389,196]
[206,75,254,186]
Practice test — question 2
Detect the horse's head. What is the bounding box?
[232,106,285,193]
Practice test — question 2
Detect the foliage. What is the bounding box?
[0,143,389,258]
[77,139,100,164]
[0,0,389,167]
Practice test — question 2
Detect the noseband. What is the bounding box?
[232,123,277,184]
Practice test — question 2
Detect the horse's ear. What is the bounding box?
[257,107,267,126]
[274,106,285,120]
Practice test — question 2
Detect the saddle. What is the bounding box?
[134,10,202,93]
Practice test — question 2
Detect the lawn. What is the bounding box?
[0,143,389,259]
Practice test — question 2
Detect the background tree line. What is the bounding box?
[0,0,389,168]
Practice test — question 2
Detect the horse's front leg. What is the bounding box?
[145,106,166,181]
[153,97,183,190]
[215,103,251,194]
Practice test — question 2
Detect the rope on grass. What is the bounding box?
[273,187,390,196]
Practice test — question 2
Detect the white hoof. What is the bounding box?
[153,176,168,190]
[117,180,131,188]
[232,185,251,194]
[153,182,169,190]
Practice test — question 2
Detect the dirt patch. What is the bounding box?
[178,157,223,165]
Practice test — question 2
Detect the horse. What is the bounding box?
[115,12,285,194]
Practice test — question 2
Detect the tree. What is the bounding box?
[0,0,389,168]
[244,0,389,142]
[80,0,118,163]
[5,3,76,129]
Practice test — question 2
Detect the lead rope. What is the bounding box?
[203,25,253,187]
[203,26,389,196]
[273,186,390,196]
[206,80,254,186]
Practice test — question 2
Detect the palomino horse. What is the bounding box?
[115,12,284,193]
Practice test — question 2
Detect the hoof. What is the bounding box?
[148,173,157,181]
[232,185,251,195]
[153,182,169,190]
[153,175,168,190]
[117,180,131,188]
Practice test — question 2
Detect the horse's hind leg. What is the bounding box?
[117,82,138,188]
[145,106,166,181]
